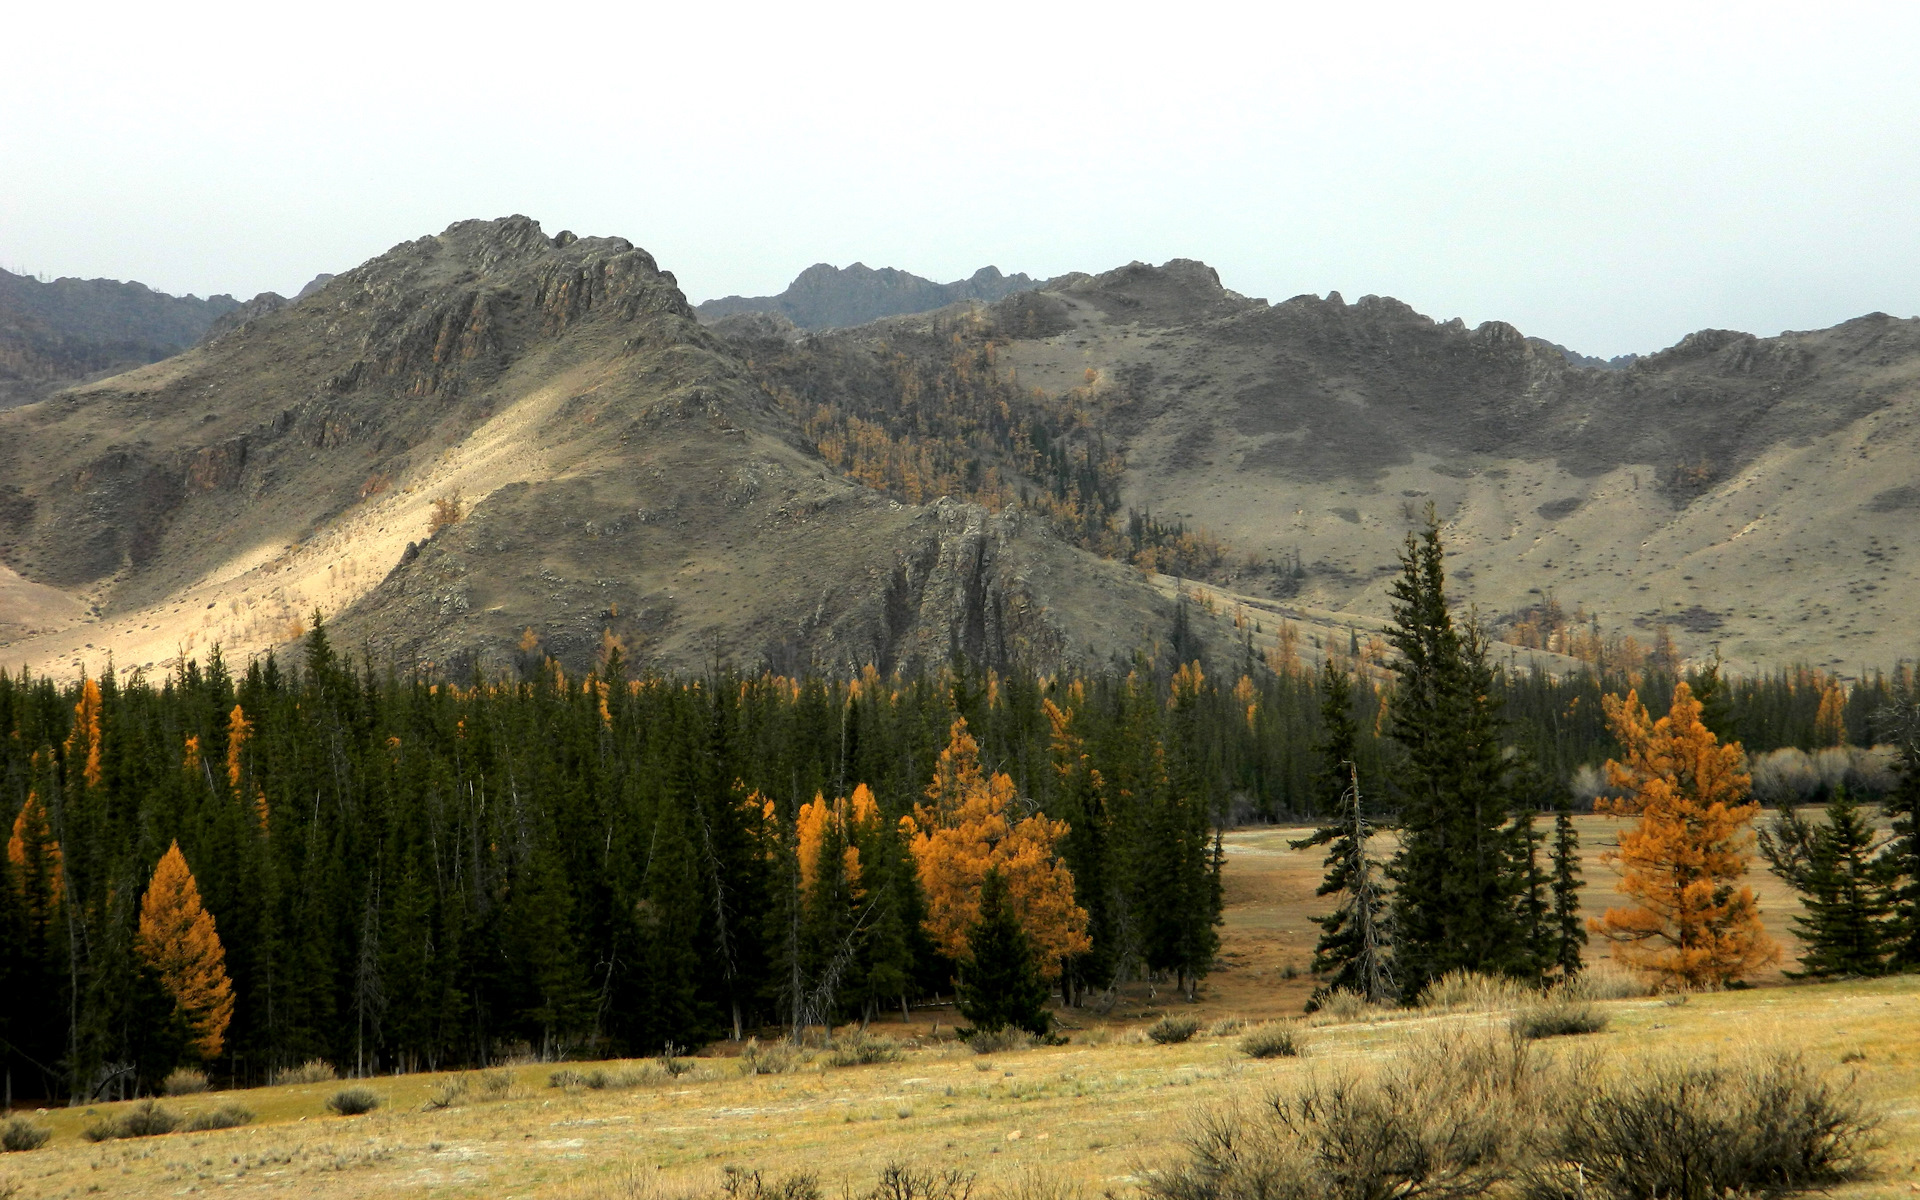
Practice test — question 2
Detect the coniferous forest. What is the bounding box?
[3,527,1917,1104]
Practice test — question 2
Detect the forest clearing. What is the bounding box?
[4,819,1913,1200]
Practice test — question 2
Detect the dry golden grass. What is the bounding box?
[4,823,1913,1200]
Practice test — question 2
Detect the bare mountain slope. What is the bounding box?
[982,264,1920,672]
[0,219,1192,679]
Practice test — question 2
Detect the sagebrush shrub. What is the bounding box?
[1149,1015,1202,1045]
[966,1028,1032,1055]
[184,1104,253,1132]
[740,1038,802,1075]
[0,1116,50,1152]
[1418,969,1535,1013]
[1238,1025,1301,1059]
[827,1031,903,1067]
[723,1165,824,1200]
[1514,997,1608,1040]
[84,1099,182,1142]
[271,1059,337,1086]
[1552,1050,1879,1199]
[325,1086,380,1116]
[163,1067,209,1095]
[425,1075,471,1108]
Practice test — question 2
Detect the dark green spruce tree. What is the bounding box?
[1879,689,1920,967]
[1384,507,1532,997]
[1761,787,1898,977]
[955,869,1051,1037]
[1292,661,1393,1007]
[1548,795,1587,978]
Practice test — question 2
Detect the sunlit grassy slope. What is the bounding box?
[6,820,1916,1200]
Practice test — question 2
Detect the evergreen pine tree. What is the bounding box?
[1292,662,1393,1006]
[955,869,1051,1036]
[1879,690,1920,966]
[1383,507,1530,996]
[1548,797,1587,977]
[1760,787,1898,977]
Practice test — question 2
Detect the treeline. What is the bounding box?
[4,600,1915,1102]
[0,636,1235,1101]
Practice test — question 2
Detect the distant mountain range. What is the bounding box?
[696,262,1038,331]
[2,219,1914,680]
[0,268,241,408]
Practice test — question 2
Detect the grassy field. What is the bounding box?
[5,817,1915,1200]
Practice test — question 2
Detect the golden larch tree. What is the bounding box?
[902,718,1090,975]
[8,789,64,921]
[137,841,236,1059]
[796,783,881,901]
[64,676,103,788]
[1813,682,1848,748]
[1591,682,1778,988]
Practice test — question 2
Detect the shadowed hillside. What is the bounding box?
[0,267,242,408]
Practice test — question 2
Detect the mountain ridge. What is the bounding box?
[696,261,1038,331]
[2,220,1915,680]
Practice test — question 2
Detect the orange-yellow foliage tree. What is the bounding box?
[1591,682,1778,988]
[902,718,1090,975]
[137,841,236,1060]
[64,676,103,788]
[1814,682,1848,748]
[8,789,63,920]
[797,784,882,901]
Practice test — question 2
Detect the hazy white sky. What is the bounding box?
[4,1,1917,358]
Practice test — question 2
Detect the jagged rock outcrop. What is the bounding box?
[0,217,1197,679]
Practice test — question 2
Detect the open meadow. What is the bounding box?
[5,817,1916,1200]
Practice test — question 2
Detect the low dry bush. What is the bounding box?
[553,1062,677,1092]
[83,1099,181,1142]
[1209,1017,1248,1037]
[1149,1015,1202,1045]
[1146,1029,1546,1200]
[425,1075,472,1109]
[325,1086,381,1116]
[990,1171,1082,1200]
[739,1038,802,1075]
[1543,1050,1879,1200]
[1513,997,1608,1040]
[271,1059,338,1086]
[826,1031,903,1067]
[966,1028,1032,1055]
[1144,1030,1880,1200]
[1566,963,1652,1002]
[184,1104,253,1132]
[0,1117,49,1153]
[162,1067,209,1095]
[723,1166,824,1200]
[478,1068,520,1100]
[1238,1025,1301,1059]
[864,1162,975,1200]
[1419,969,1536,1013]
[658,1045,695,1078]
[1304,988,1396,1026]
